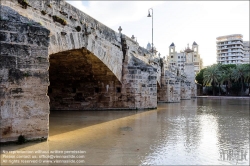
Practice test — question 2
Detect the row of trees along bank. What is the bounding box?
[195,63,250,96]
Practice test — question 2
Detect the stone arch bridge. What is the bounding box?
[0,0,195,142]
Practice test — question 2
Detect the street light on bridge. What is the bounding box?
[147,8,153,58]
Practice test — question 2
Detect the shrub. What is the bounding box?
[52,15,67,25]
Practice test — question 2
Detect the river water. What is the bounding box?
[1,98,249,165]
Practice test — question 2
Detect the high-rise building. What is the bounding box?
[243,41,250,64]
[216,34,244,64]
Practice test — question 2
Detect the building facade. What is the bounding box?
[216,34,245,65]
[167,42,203,75]
[243,41,250,64]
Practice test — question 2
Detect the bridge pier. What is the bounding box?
[121,56,157,109]
[0,5,50,142]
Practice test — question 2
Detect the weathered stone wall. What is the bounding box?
[184,63,196,97]
[173,80,181,102]
[180,81,191,99]
[157,76,168,102]
[122,56,157,109]
[0,5,50,142]
[157,71,181,103]
[157,62,194,103]
[1,0,123,82]
[121,35,157,109]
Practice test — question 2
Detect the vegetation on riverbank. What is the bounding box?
[196,63,250,96]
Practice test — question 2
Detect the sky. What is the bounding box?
[66,1,249,67]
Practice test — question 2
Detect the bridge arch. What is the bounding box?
[48,48,122,110]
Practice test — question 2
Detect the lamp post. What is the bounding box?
[147,8,153,58]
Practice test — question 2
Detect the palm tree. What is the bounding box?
[218,72,226,96]
[231,64,248,96]
[217,63,224,96]
[218,67,234,96]
[203,64,222,96]
[243,64,250,95]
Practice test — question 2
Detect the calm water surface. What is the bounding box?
[1,98,249,165]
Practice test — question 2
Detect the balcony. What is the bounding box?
[217,54,226,57]
[228,49,244,53]
[227,57,243,61]
[226,45,243,49]
[227,53,244,56]
[217,41,243,46]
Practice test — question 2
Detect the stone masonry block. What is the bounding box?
[0,42,30,57]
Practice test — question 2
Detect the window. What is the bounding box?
[194,55,197,57]
[178,56,180,59]
[171,56,173,58]
[171,48,173,52]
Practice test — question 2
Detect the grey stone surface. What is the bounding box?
[0,0,196,142]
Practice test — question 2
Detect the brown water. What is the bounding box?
[1,98,249,165]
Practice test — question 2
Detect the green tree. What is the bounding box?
[203,64,222,96]
[220,64,236,71]
[216,67,235,95]
[242,64,250,95]
[195,68,206,85]
[231,64,248,96]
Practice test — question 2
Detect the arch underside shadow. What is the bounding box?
[48,48,122,110]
